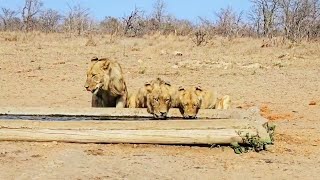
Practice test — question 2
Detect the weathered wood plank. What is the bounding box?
[0,107,271,145]
[0,119,271,144]
[0,129,258,145]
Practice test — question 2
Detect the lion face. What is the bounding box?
[84,60,110,95]
[146,79,173,119]
[177,87,202,119]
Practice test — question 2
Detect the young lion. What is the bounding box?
[177,86,231,118]
[127,80,155,108]
[84,57,128,108]
[146,78,175,119]
[128,78,176,119]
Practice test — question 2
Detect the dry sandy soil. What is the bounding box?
[0,32,319,179]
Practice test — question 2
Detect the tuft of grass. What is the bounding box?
[85,37,97,46]
[4,35,18,42]
[231,123,276,154]
[138,66,147,74]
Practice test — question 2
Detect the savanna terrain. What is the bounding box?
[0,32,319,179]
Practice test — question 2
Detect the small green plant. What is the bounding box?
[231,123,276,154]
[231,133,265,154]
[263,122,276,143]
[138,66,147,74]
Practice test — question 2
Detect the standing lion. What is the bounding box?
[84,57,128,108]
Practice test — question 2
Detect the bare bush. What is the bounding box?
[122,6,145,37]
[249,0,279,37]
[215,6,244,38]
[22,0,43,32]
[193,29,207,46]
[39,9,62,33]
[151,0,168,31]
[0,8,20,31]
[100,16,122,35]
[250,0,320,41]
[64,3,90,36]
[198,17,216,39]
[168,18,194,36]
[278,0,320,41]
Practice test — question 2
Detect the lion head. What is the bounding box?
[84,57,109,94]
[176,86,202,119]
[146,78,173,119]
[84,57,127,107]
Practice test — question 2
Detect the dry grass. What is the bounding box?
[0,32,319,107]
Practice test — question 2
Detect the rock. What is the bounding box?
[160,50,168,55]
[172,65,179,69]
[241,63,262,69]
[173,51,183,56]
[133,144,138,148]
[309,101,317,106]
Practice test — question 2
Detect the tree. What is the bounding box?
[39,9,62,33]
[22,0,43,32]
[152,0,167,30]
[100,16,122,35]
[0,8,19,31]
[278,0,320,41]
[64,3,90,35]
[215,6,244,37]
[122,6,145,37]
[250,0,279,37]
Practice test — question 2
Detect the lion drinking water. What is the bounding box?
[176,86,231,118]
[128,78,177,119]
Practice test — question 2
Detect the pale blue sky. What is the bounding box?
[0,0,252,21]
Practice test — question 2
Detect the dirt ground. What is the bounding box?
[0,32,319,179]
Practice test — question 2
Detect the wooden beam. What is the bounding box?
[0,119,271,144]
[0,129,258,145]
[0,107,271,145]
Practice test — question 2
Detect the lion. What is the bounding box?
[84,57,128,108]
[127,78,175,119]
[127,81,153,108]
[146,78,175,119]
[176,86,231,118]
[215,95,231,110]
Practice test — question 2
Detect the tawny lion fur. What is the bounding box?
[176,86,231,118]
[84,57,128,108]
[128,78,177,119]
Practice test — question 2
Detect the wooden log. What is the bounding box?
[0,119,271,144]
[0,129,257,144]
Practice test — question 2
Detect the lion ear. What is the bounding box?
[91,57,99,61]
[102,61,110,70]
[178,86,185,91]
[195,86,203,91]
[144,82,153,93]
[164,81,171,86]
[144,82,151,87]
